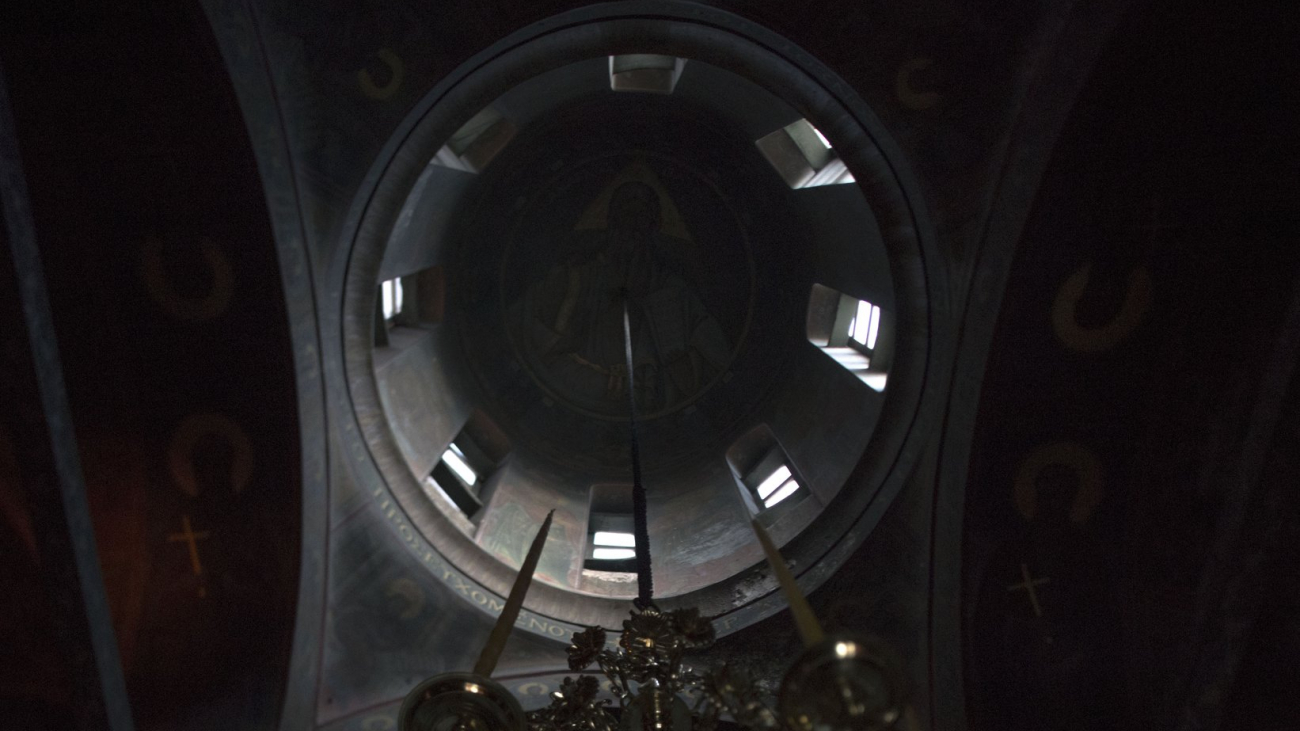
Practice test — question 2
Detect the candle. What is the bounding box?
[473,509,554,677]
[751,519,824,647]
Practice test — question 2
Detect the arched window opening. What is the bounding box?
[373,266,445,350]
[807,283,888,391]
[756,118,855,189]
[381,277,404,322]
[431,106,516,174]
[422,412,510,534]
[609,54,686,94]
[726,424,811,524]
[584,485,638,574]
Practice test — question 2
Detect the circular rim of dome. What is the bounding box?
[339,1,942,639]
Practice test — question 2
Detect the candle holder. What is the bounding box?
[399,672,526,731]
[777,635,906,731]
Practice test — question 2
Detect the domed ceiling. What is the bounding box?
[341,20,935,629]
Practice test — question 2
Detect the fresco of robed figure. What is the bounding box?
[512,179,732,416]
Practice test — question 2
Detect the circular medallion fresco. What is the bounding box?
[501,153,754,420]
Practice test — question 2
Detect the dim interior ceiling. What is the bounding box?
[345,32,929,630]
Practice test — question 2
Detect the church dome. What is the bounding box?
[340,9,938,635]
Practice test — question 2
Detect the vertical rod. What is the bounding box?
[0,63,136,731]
[474,510,553,677]
[622,302,653,605]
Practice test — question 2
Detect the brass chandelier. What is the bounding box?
[400,305,907,731]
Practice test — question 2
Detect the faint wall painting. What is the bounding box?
[505,158,752,419]
[480,500,574,588]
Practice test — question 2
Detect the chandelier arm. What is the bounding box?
[598,650,631,706]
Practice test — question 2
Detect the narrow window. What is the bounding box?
[754,463,802,509]
[381,277,404,322]
[431,106,516,173]
[591,530,636,560]
[441,443,477,486]
[807,284,888,392]
[585,485,637,573]
[426,440,485,522]
[849,298,882,351]
[756,118,855,189]
[423,413,509,526]
[741,448,808,513]
[608,54,685,94]
[374,266,445,350]
[375,276,408,347]
[726,425,810,518]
